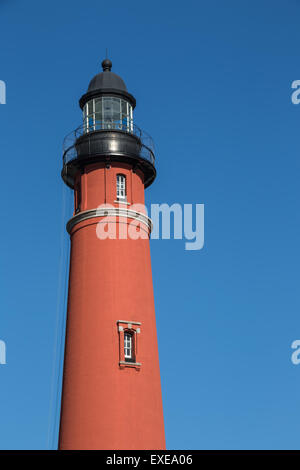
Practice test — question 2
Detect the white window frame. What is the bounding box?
[117,174,126,201]
[124,332,133,360]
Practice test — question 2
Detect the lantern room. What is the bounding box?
[62,58,156,189]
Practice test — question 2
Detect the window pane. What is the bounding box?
[95,99,102,116]
[103,97,112,120]
[112,98,120,113]
[88,116,94,131]
[95,114,101,127]
[121,100,127,115]
[87,100,94,116]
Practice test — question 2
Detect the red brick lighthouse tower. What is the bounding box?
[58,59,165,450]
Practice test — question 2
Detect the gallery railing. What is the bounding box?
[62,120,156,167]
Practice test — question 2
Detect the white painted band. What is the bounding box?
[67,207,152,234]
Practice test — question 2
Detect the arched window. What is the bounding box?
[124,331,135,362]
[116,174,126,201]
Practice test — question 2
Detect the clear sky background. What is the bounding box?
[0,0,300,450]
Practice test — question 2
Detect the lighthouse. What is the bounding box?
[58,59,165,450]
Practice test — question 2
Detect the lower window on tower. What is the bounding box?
[124,331,135,362]
[117,320,141,369]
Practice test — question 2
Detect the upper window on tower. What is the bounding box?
[116,174,126,201]
[83,97,133,133]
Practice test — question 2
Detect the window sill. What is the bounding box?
[119,361,141,369]
[114,200,130,205]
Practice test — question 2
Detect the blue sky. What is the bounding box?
[0,0,300,450]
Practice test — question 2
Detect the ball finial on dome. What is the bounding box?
[102,58,112,72]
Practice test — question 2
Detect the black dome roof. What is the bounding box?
[87,59,128,93]
[79,58,136,109]
[88,59,127,92]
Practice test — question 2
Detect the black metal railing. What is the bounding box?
[62,120,155,167]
